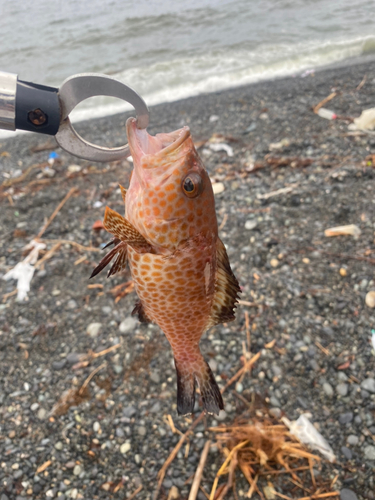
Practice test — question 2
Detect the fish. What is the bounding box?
[91,117,240,415]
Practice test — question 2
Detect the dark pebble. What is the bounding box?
[66,353,83,364]
[341,447,352,460]
[339,412,353,424]
[52,359,66,370]
[340,489,358,500]
[123,406,137,418]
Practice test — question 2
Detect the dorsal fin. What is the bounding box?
[119,184,127,203]
[132,300,152,324]
[208,238,241,326]
[103,206,151,252]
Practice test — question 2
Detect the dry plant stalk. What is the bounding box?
[210,417,338,499]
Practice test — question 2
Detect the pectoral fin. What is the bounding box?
[208,238,241,326]
[90,241,127,279]
[103,206,151,252]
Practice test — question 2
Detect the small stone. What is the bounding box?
[30,402,39,411]
[322,382,334,397]
[212,182,225,195]
[93,422,100,433]
[11,463,19,470]
[9,430,16,438]
[55,441,63,450]
[208,359,217,372]
[73,465,82,476]
[361,378,375,393]
[67,299,77,309]
[364,445,375,460]
[347,435,358,446]
[270,396,280,407]
[336,383,348,397]
[150,371,160,383]
[119,317,138,334]
[339,268,347,277]
[340,489,358,500]
[52,289,61,296]
[245,219,258,230]
[120,442,131,454]
[102,306,112,315]
[235,382,243,393]
[66,353,82,364]
[37,408,47,420]
[302,258,310,264]
[339,412,353,424]
[270,258,279,268]
[137,426,147,437]
[87,322,102,338]
[341,446,352,460]
[365,291,375,308]
[52,360,66,371]
[269,408,281,419]
[150,401,161,413]
[116,427,125,438]
[123,405,136,417]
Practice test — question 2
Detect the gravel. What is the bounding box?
[1,58,375,499]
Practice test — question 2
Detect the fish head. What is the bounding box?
[126,118,218,250]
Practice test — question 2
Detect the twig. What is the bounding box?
[37,187,76,238]
[1,162,48,188]
[237,300,260,307]
[74,255,87,265]
[257,183,299,200]
[155,413,205,500]
[356,74,367,91]
[313,92,337,114]
[188,440,211,500]
[2,289,17,303]
[219,214,228,231]
[126,485,143,500]
[221,352,261,394]
[34,242,62,269]
[39,239,101,253]
[210,441,248,500]
[79,363,105,395]
[297,494,339,500]
[315,342,330,356]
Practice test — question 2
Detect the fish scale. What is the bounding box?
[91,117,240,415]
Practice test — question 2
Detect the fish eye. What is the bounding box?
[182,172,203,198]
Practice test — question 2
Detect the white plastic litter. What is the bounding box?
[317,108,337,120]
[349,107,375,131]
[282,414,336,462]
[2,240,46,301]
[324,224,361,239]
[209,143,234,157]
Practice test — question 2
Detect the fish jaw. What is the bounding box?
[125,118,218,251]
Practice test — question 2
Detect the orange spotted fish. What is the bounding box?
[91,118,240,415]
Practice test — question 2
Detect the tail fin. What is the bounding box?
[174,356,224,416]
[175,359,196,416]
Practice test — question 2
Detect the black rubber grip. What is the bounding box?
[15,80,60,135]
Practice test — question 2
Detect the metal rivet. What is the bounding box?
[28,108,47,126]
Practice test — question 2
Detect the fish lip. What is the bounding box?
[127,117,190,163]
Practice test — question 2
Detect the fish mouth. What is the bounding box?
[127,117,190,166]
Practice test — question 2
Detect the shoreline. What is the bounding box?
[1,54,375,155]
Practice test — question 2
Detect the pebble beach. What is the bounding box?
[1,58,375,499]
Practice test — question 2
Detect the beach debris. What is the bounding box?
[313,92,337,114]
[324,224,361,239]
[371,330,375,354]
[244,122,257,133]
[269,138,290,150]
[365,291,375,309]
[283,414,336,462]
[349,107,375,131]
[317,107,337,120]
[257,182,299,200]
[188,440,211,500]
[2,240,46,301]
[212,181,225,194]
[48,151,59,165]
[67,164,82,173]
[210,414,337,499]
[301,68,315,78]
[208,142,234,156]
[209,115,219,122]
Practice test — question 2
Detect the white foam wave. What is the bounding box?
[1,34,374,139]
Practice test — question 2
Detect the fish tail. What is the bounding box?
[175,358,196,416]
[174,352,224,416]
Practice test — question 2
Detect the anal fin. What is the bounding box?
[132,300,152,324]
